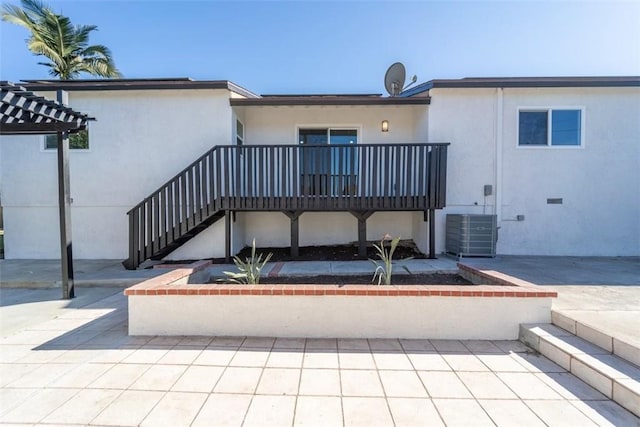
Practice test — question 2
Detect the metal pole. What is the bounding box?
[57,90,74,299]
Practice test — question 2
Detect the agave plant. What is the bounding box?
[370,234,412,285]
[223,239,272,285]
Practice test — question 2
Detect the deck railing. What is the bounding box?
[125,143,448,269]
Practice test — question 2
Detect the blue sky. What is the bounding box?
[1,1,638,94]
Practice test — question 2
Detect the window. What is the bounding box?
[518,108,583,147]
[44,129,89,150]
[299,128,358,175]
[298,128,357,146]
[236,119,244,146]
[298,128,358,195]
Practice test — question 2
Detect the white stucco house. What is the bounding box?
[1,76,638,268]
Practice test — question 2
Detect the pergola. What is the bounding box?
[1,81,94,299]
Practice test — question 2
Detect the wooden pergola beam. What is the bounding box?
[0,122,86,135]
[1,81,90,126]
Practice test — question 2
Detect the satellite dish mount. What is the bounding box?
[384,62,417,97]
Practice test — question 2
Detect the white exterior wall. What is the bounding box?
[236,105,426,249]
[3,84,636,260]
[428,87,640,256]
[1,89,234,259]
[239,211,414,249]
[241,104,424,145]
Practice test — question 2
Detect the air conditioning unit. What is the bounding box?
[446,214,497,257]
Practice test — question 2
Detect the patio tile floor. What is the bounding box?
[257,368,301,395]
[387,397,444,427]
[0,288,638,426]
[171,365,225,393]
[191,393,252,426]
[266,350,304,368]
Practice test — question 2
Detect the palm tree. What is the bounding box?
[2,0,121,79]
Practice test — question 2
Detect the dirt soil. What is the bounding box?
[212,240,426,263]
[256,273,471,286]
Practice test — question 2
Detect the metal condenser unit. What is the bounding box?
[445,214,497,257]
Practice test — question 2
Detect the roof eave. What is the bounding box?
[402,76,640,96]
[230,97,430,106]
[20,79,260,98]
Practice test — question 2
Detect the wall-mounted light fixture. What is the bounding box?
[381,120,389,132]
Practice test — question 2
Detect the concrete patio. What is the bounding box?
[0,256,639,425]
[0,286,637,426]
[461,256,640,353]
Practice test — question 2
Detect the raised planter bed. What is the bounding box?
[124,261,556,339]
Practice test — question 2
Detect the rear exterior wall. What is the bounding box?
[168,104,430,257]
[427,87,640,256]
[1,89,233,259]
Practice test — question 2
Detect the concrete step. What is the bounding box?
[552,310,640,367]
[520,323,640,418]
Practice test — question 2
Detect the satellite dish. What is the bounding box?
[384,62,406,97]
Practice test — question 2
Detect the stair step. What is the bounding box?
[141,213,227,265]
[520,323,640,418]
[137,259,163,270]
[552,310,640,367]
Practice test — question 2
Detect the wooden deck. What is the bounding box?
[125,143,449,269]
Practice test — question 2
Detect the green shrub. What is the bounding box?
[223,239,272,285]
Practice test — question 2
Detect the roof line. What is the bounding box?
[261,93,383,97]
[401,76,640,97]
[230,96,430,106]
[22,77,195,83]
[20,79,260,99]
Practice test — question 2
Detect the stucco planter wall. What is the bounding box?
[125,262,555,339]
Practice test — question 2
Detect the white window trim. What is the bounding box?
[516,106,585,149]
[235,118,245,146]
[295,125,362,145]
[41,125,92,153]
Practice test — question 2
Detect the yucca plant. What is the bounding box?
[370,234,412,285]
[223,239,272,285]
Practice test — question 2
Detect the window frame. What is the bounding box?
[296,125,361,196]
[235,118,244,146]
[296,125,361,146]
[516,107,585,149]
[41,125,91,152]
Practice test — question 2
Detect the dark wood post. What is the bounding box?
[428,208,436,259]
[349,211,374,258]
[56,90,74,299]
[283,211,302,257]
[224,210,232,263]
[357,217,367,257]
[291,215,299,258]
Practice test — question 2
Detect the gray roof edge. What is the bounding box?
[19,78,260,98]
[230,96,430,106]
[260,93,383,97]
[401,76,640,97]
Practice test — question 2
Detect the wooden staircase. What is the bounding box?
[123,146,226,269]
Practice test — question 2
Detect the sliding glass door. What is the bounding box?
[299,128,358,196]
